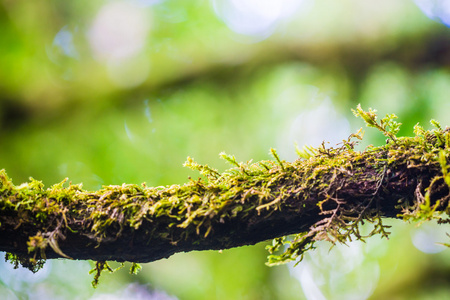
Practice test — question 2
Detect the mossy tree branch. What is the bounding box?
[0,106,449,279]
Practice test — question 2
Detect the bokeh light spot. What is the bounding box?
[290,241,380,300]
[0,258,52,289]
[88,1,151,60]
[411,223,449,254]
[51,26,79,60]
[414,0,450,26]
[212,0,307,41]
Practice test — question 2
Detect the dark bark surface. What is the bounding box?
[1,140,447,265]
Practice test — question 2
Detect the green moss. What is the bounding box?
[1,105,449,286]
[267,105,449,265]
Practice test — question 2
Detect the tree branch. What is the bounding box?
[0,107,449,274]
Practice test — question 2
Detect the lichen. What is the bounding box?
[1,105,449,286]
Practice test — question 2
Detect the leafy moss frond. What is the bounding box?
[1,105,450,285]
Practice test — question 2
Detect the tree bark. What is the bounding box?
[0,128,449,267]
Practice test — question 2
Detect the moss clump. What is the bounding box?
[267,105,450,265]
[0,105,449,286]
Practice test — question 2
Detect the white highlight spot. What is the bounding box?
[274,94,350,161]
[290,99,350,149]
[296,262,327,300]
[411,223,448,254]
[289,241,379,300]
[414,0,450,26]
[212,0,306,40]
[88,1,151,60]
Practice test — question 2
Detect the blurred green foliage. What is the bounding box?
[1,0,450,299]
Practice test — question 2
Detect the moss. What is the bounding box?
[1,105,449,286]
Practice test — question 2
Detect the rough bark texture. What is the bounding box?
[1,114,450,269]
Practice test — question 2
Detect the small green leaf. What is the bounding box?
[430,119,442,130]
[413,123,425,136]
[130,262,142,275]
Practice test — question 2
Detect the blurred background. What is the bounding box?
[1,0,450,299]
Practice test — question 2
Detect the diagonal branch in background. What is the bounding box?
[0,106,449,277]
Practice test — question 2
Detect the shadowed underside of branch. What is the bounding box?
[0,106,449,276]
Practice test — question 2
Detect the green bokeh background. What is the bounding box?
[1,0,450,299]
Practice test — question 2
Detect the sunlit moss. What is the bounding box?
[1,106,449,286]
